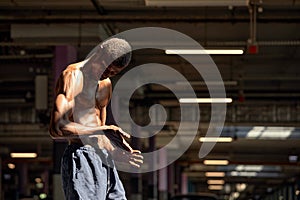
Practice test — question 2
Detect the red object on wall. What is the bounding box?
[248,44,259,54]
[238,95,245,102]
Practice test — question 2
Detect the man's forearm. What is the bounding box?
[53,122,115,139]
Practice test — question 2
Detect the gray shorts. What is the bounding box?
[61,144,127,200]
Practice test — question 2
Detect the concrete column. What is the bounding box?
[158,148,168,200]
[181,173,188,194]
[52,174,65,200]
[19,163,29,197]
[148,136,158,200]
[53,45,77,83]
[168,164,175,198]
[174,163,181,195]
[42,170,49,194]
[52,45,77,200]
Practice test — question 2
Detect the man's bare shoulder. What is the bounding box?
[63,63,81,75]
[60,63,84,84]
[58,62,83,99]
[98,78,112,87]
[97,78,112,94]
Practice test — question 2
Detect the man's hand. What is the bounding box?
[103,128,131,151]
[111,147,144,168]
[103,128,144,167]
[91,134,115,152]
[107,125,131,139]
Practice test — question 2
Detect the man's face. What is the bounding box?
[100,65,126,80]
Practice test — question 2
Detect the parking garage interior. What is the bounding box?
[0,0,300,199]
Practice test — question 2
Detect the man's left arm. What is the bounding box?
[96,79,143,167]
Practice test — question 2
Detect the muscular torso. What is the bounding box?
[50,61,112,138]
[72,78,112,127]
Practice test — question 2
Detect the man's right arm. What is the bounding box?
[49,93,111,139]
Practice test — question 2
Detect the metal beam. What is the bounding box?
[0,15,300,24]
[1,40,300,47]
[90,0,106,15]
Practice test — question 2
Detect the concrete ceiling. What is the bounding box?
[0,0,300,199]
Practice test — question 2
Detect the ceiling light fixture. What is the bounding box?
[208,185,224,190]
[230,171,257,177]
[10,153,37,158]
[165,49,244,55]
[205,172,226,177]
[289,155,298,163]
[179,98,232,103]
[207,180,225,185]
[199,137,232,143]
[204,160,229,165]
[246,126,294,139]
[235,165,263,172]
[176,80,238,86]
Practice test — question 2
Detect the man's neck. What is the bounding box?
[82,55,106,81]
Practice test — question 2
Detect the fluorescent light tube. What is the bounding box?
[199,137,232,142]
[207,180,225,185]
[204,160,229,165]
[176,81,238,86]
[179,98,232,103]
[10,153,37,158]
[230,171,257,177]
[289,155,298,162]
[246,126,294,139]
[208,185,224,190]
[205,172,225,177]
[235,165,263,172]
[165,49,244,55]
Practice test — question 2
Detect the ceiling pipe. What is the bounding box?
[261,0,300,6]
[144,0,300,7]
[248,0,258,45]
[0,15,299,24]
[0,54,53,59]
[207,40,300,46]
[90,0,106,15]
[1,0,298,8]
[1,40,300,47]
[90,0,115,36]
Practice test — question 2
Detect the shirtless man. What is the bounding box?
[49,38,142,200]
